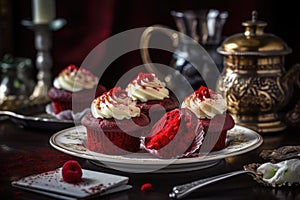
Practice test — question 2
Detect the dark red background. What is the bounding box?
[3,0,300,88]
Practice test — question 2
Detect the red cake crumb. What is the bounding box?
[141,183,153,192]
[61,160,83,183]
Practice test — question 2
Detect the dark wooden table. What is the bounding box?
[1,118,299,200]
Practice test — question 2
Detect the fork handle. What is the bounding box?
[169,170,252,199]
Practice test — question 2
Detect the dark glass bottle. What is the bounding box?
[170,9,228,90]
[0,55,35,110]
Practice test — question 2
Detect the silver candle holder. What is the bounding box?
[22,18,66,104]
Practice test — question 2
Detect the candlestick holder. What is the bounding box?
[22,18,66,104]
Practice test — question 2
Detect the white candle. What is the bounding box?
[32,0,56,24]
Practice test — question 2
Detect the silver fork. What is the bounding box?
[169,170,256,199]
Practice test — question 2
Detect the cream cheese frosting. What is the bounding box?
[126,72,169,102]
[54,64,98,92]
[181,86,227,119]
[91,87,140,120]
[257,158,300,185]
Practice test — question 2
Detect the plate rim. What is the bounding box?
[49,124,263,166]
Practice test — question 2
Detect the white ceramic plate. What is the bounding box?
[50,125,263,173]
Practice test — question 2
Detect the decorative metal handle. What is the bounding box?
[169,170,254,199]
[139,25,183,92]
[140,25,179,66]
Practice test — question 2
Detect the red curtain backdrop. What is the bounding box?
[9,0,299,88]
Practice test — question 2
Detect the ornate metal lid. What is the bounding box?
[217,11,292,56]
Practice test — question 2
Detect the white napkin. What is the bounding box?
[12,168,131,200]
[257,158,300,184]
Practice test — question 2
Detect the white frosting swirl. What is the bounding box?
[53,64,98,92]
[257,159,300,184]
[91,87,140,120]
[181,86,227,119]
[126,72,169,102]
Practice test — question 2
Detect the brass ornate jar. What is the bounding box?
[216,11,300,133]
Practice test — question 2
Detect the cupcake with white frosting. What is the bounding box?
[81,87,150,155]
[126,72,179,125]
[47,64,106,115]
[182,86,235,151]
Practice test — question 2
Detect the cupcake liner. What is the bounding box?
[211,130,227,151]
[199,130,228,152]
[140,108,204,159]
[182,129,205,157]
[85,128,141,155]
[52,101,72,114]
[81,111,150,155]
[46,103,90,121]
[198,113,235,152]
[140,128,205,159]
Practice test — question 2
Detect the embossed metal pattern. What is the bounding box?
[216,11,300,133]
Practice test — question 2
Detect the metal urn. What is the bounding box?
[216,11,300,133]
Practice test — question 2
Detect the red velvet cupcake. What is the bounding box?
[126,72,179,124]
[182,86,235,151]
[81,87,150,155]
[141,108,204,159]
[47,64,106,114]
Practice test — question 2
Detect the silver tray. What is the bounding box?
[0,103,74,131]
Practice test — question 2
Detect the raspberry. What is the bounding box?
[141,183,153,192]
[61,160,83,183]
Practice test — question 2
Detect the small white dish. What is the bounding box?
[12,168,131,199]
